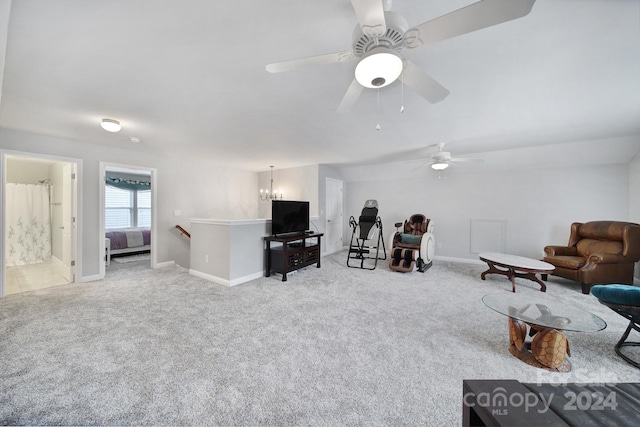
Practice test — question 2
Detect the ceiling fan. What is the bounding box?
[266,0,536,112]
[425,143,485,170]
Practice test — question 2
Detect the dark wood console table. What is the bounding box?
[264,232,323,281]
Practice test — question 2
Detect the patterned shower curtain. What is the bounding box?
[5,183,52,266]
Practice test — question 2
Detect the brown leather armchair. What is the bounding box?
[543,221,640,294]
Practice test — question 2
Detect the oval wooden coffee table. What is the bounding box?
[479,252,554,293]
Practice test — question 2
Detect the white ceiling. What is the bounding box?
[1,0,639,172]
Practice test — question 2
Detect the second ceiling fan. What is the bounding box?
[425,143,484,170]
[266,0,536,112]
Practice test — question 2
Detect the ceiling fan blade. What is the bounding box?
[351,0,387,38]
[266,51,354,73]
[337,79,364,113]
[449,157,485,163]
[404,0,536,49]
[402,60,450,103]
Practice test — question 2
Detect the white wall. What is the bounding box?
[257,165,319,219]
[189,219,271,286]
[340,162,630,262]
[1,128,259,280]
[630,151,640,279]
[6,157,50,183]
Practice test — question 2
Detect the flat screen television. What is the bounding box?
[271,200,309,235]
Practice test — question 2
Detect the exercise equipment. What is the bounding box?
[347,200,386,270]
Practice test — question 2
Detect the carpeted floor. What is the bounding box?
[1,252,639,425]
[111,253,151,264]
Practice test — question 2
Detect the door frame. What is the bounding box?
[0,150,81,298]
[99,162,157,278]
[325,177,344,255]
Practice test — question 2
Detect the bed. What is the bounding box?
[105,228,151,264]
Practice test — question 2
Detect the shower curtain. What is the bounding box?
[5,183,52,266]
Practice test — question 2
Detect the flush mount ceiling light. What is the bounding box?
[354,48,403,89]
[100,118,121,132]
[431,162,449,171]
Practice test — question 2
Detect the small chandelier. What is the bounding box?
[260,166,283,201]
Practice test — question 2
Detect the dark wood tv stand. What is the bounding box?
[264,232,323,281]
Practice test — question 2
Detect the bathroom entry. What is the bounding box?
[2,154,78,296]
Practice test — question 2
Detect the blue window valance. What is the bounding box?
[106,176,151,190]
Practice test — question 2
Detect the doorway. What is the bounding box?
[99,162,157,278]
[325,178,344,254]
[1,152,78,297]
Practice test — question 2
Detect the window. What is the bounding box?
[105,185,151,228]
[137,190,151,227]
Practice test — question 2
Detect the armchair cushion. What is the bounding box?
[546,256,586,270]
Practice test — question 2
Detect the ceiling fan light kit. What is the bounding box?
[424,142,485,171]
[431,162,449,171]
[266,0,536,112]
[354,48,403,88]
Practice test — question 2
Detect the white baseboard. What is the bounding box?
[189,269,228,286]
[434,255,485,265]
[230,271,264,286]
[80,274,102,283]
[189,269,263,287]
[155,260,175,268]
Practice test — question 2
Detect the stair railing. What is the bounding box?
[175,225,191,239]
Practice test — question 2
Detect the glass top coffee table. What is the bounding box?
[483,293,606,372]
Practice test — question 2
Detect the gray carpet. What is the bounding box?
[1,252,639,425]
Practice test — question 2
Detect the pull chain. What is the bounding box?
[400,70,405,113]
[376,89,381,131]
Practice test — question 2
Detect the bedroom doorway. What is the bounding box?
[1,151,79,297]
[99,163,157,278]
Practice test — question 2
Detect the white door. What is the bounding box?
[325,178,343,254]
[61,164,74,281]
